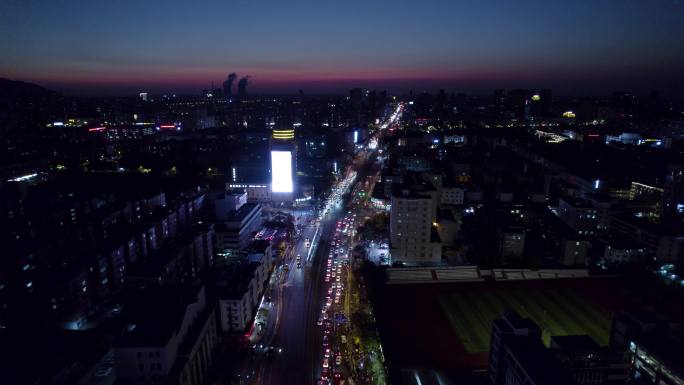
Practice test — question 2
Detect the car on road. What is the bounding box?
[335,355,342,366]
[322,335,329,347]
[297,262,302,269]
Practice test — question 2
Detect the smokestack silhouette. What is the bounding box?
[237,76,249,102]
[223,73,237,99]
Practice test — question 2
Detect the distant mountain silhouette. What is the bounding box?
[0,78,65,132]
[0,78,60,104]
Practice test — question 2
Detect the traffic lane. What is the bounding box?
[260,222,325,385]
[306,220,331,381]
[309,248,331,380]
[257,223,312,384]
[308,207,349,382]
[261,258,310,384]
[282,224,313,285]
[298,224,317,263]
[259,189,355,384]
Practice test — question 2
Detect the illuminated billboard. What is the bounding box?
[271,150,293,193]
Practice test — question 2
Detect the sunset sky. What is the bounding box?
[1,0,682,96]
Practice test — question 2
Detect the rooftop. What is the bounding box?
[507,339,576,385]
[226,202,261,223]
[216,261,261,300]
[115,285,204,347]
[550,335,601,354]
[500,310,542,333]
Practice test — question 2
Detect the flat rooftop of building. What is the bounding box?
[226,202,261,222]
[550,335,600,353]
[390,172,437,199]
[127,228,208,278]
[216,260,261,300]
[498,311,542,333]
[115,285,203,347]
[507,339,577,385]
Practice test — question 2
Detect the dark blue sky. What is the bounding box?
[1,0,682,95]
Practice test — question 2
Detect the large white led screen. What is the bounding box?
[271,150,293,192]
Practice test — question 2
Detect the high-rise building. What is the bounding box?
[612,92,636,119]
[627,338,684,385]
[550,335,607,385]
[389,175,440,264]
[558,197,601,236]
[223,73,236,100]
[349,88,363,110]
[270,128,297,202]
[494,89,507,117]
[500,338,577,385]
[349,87,364,127]
[661,163,684,230]
[237,76,249,102]
[113,286,218,385]
[508,89,531,121]
[530,89,552,118]
[496,226,526,259]
[305,134,327,158]
[489,311,542,385]
[611,311,684,385]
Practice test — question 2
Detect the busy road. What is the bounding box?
[234,103,403,385]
